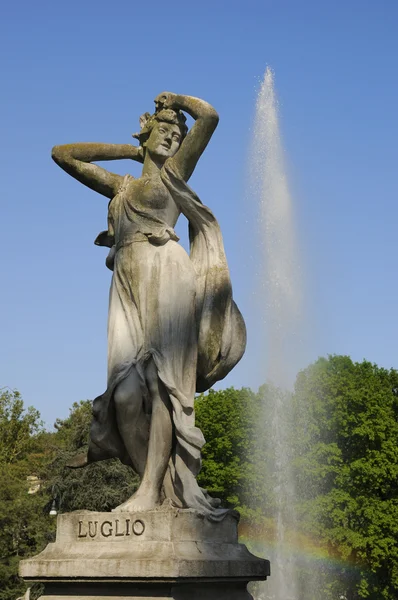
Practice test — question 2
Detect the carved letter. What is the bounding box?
[132,519,145,536]
[78,520,87,538]
[126,518,131,536]
[100,520,113,537]
[115,519,125,537]
[88,521,98,538]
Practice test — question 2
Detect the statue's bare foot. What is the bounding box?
[112,486,160,512]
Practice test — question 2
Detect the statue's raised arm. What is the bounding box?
[154,92,219,182]
[51,142,144,199]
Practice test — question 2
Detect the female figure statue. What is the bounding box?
[52,93,246,517]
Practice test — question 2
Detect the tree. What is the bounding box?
[0,390,52,600]
[48,400,139,512]
[292,356,398,599]
[0,390,42,465]
[194,386,278,517]
[0,395,140,599]
[3,358,397,600]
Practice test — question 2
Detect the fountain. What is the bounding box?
[250,68,304,600]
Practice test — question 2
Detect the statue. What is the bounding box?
[51,92,246,518]
[20,94,268,599]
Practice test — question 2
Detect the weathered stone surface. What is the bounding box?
[51,93,246,519]
[20,509,269,583]
[24,93,271,598]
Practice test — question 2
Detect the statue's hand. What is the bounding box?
[154,91,178,112]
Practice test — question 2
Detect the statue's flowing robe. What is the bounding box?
[88,159,246,520]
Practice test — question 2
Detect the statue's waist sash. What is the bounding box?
[115,232,149,252]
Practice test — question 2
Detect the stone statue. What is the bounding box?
[51,92,246,518]
[20,93,268,599]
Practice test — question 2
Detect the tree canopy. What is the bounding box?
[292,356,398,599]
[49,400,139,513]
[0,390,52,600]
[1,355,398,599]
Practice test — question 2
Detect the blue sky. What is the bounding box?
[1,1,398,426]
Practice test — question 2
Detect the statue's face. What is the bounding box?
[145,121,182,161]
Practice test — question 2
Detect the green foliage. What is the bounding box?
[195,362,398,599]
[1,356,398,599]
[292,356,398,599]
[0,395,139,599]
[0,462,53,600]
[53,400,93,451]
[0,390,52,600]
[195,387,260,508]
[49,400,139,513]
[0,390,42,465]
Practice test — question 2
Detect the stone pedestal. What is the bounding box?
[20,508,269,599]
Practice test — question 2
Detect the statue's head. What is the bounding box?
[133,109,188,162]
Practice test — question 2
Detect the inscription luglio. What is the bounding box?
[78,517,145,539]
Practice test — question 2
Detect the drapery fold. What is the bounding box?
[160,160,246,392]
[87,159,246,520]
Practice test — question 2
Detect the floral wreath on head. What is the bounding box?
[132,108,188,147]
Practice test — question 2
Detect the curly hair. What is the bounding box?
[132,108,188,147]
